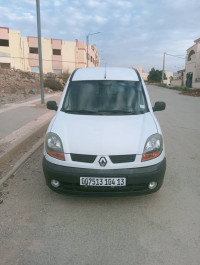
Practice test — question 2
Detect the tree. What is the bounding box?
[147,68,166,83]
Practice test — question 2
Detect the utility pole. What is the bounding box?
[36,0,45,104]
[161,52,166,84]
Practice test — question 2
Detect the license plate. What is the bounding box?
[80,177,126,186]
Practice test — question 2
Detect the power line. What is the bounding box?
[165,53,185,60]
[0,55,77,64]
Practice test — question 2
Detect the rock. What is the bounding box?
[29,89,36,94]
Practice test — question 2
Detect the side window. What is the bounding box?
[53,49,61,55]
[29,47,38,54]
[0,39,9,46]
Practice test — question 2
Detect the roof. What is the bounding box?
[178,69,185,73]
[72,67,139,81]
[194,38,200,44]
[186,38,200,51]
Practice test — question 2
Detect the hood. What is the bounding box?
[51,112,158,155]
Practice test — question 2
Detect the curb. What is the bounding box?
[0,120,50,167]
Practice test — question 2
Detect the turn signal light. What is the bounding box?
[47,148,65,161]
[141,151,161,162]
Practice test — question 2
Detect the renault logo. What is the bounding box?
[99,157,107,167]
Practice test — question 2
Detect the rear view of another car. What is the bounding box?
[43,67,166,196]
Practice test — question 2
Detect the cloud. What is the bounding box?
[21,0,35,6]
[54,1,61,7]
[1,0,200,71]
[85,0,107,8]
[93,15,107,25]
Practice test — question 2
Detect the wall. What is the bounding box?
[75,40,100,68]
[163,71,173,85]
[42,38,52,73]
[21,37,30,71]
[171,79,182,87]
[192,82,200,89]
[62,41,76,73]
[0,27,10,66]
[0,28,23,69]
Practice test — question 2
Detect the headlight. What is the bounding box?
[45,132,65,161]
[141,134,163,162]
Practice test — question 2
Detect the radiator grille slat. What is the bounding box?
[70,154,136,164]
[109,154,136,163]
[71,154,96,163]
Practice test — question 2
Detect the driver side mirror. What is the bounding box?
[153,101,166,112]
[47,100,58,111]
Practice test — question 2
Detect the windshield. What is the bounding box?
[62,80,149,115]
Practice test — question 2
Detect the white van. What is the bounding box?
[43,67,166,195]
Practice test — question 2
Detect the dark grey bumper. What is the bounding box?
[43,157,166,196]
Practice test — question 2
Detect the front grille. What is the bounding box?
[109,154,136,163]
[59,181,148,193]
[70,154,136,164]
[71,153,97,163]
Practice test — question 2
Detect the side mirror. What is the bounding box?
[47,100,58,111]
[153,101,166,112]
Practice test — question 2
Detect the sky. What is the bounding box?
[0,0,200,72]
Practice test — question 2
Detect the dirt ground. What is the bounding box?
[0,69,66,105]
[180,89,200,97]
[0,69,41,105]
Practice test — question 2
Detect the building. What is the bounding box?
[185,38,200,88]
[171,38,200,88]
[132,66,149,81]
[171,69,185,87]
[163,71,173,86]
[0,27,100,74]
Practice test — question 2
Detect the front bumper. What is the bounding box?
[43,157,166,196]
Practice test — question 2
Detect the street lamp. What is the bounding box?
[36,0,45,104]
[86,32,101,67]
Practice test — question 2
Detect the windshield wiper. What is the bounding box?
[62,109,99,115]
[97,110,144,115]
[62,109,145,115]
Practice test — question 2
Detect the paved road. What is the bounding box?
[0,93,61,139]
[0,85,200,265]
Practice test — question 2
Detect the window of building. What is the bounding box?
[0,63,10,69]
[30,66,39,73]
[29,47,38,54]
[53,49,61,55]
[188,50,195,61]
[0,39,9,47]
[91,56,92,62]
[53,69,62,74]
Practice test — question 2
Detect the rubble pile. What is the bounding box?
[0,68,67,105]
[0,69,41,105]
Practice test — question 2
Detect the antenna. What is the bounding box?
[104,63,107,79]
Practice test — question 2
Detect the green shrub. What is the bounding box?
[156,83,191,92]
[148,68,167,83]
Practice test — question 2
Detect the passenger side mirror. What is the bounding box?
[47,100,58,111]
[153,101,166,112]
